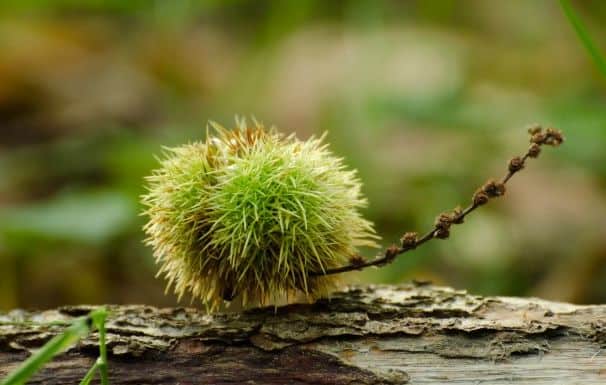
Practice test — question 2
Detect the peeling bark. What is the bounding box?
[1,284,606,384]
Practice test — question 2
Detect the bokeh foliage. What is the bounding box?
[0,0,605,309]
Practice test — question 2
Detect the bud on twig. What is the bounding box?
[400,232,418,249]
[508,156,525,173]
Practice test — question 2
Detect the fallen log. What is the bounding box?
[1,283,605,384]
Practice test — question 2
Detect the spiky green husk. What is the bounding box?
[142,119,378,310]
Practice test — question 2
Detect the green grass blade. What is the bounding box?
[79,360,100,385]
[0,317,91,385]
[559,0,606,79]
[90,307,109,385]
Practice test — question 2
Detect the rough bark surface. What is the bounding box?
[1,284,606,384]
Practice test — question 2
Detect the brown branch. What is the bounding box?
[312,125,564,277]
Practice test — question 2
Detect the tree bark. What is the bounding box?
[1,283,606,384]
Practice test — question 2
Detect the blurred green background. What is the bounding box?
[1,0,605,310]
